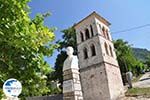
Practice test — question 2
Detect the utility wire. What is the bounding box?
[111,24,150,34]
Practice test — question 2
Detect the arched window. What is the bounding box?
[109,45,113,57]
[90,44,96,56]
[102,27,106,38]
[99,24,101,31]
[85,28,90,40]
[106,30,110,40]
[83,47,88,59]
[80,32,84,42]
[104,42,109,55]
[90,25,94,36]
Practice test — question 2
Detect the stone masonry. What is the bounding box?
[63,68,83,100]
[74,11,124,100]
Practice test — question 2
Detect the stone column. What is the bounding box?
[63,68,83,100]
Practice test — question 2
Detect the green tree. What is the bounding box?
[145,56,150,67]
[0,0,57,99]
[144,57,150,71]
[113,39,142,83]
[114,39,137,72]
[48,51,67,91]
[57,27,77,52]
[49,27,76,91]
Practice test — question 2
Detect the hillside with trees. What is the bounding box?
[132,48,150,62]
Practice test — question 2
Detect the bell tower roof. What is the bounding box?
[74,11,111,28]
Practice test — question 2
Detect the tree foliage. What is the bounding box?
[48,51,67,91]
[113,39,145,78]
[132,48,150,62]
[114,39,136,71]
[145,59,150,67]
[49,27,76,90]
[145,57,150,70]
[56,27,77,53]
[0,0,57,99]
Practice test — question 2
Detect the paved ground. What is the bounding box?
[133,72,150,88]
[121,96,150,100]
[120,72,150,100]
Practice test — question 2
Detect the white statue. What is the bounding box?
[63,46,78,71]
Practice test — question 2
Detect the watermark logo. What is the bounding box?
[3,78,22,97]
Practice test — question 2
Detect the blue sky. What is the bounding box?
[29,0,150,67]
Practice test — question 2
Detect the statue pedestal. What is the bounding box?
[63,68,83,100]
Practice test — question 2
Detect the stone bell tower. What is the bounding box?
[74,12,124,100]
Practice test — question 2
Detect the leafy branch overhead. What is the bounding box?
[48,27,77,90]
[56,27,77,53]
[0,0,57,99]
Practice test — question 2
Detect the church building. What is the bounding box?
[74,11,124,100]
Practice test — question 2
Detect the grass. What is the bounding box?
[125,87,150,97]
[132,74,143,82]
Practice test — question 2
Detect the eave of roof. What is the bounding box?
[73,11,111,28]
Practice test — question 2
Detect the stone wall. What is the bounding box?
[26,94,63,100]
[63,68,83,100]
[105,63,124,100]
[80,63,111,100]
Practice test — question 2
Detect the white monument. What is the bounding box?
[63,47,78,71]
[63,47,83,100]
